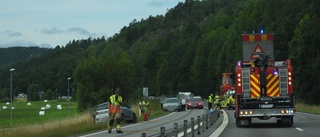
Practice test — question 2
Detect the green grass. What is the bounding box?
[295,102,320,115]
[0,99,77,128]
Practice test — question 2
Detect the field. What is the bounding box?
[0,98,77,128]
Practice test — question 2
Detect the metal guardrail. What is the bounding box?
[142,110,220,137]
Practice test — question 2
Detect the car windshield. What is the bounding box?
[166,98,179,103]
[96,103,108,111]
[190,98,201,102]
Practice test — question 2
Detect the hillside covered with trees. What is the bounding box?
[0,0,319,112]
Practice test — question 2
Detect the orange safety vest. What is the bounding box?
[109,95,122,113]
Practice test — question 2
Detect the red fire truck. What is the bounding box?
[234,32,295,127]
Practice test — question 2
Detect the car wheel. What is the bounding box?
[121,114,125,122]
[131,113,137,123]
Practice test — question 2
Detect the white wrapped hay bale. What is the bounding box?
[57,105,62,110]
[39,111,45,115]
[46,104,51,109]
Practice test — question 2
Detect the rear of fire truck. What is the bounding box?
[234,32,295,127]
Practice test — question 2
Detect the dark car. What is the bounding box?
[94,102,137,124]
[187,96,203,109]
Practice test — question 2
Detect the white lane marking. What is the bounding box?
[150,112,176,121]
[209,110,228,137]
[296,112,320,117]
[79,112,176,137]
[296,128,304,131]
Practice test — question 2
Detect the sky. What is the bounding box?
[0,0,184,48]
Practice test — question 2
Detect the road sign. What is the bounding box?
[250,44,264,59]
[143,87,148,97]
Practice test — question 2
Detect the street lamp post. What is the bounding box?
[10,68,15,126]
[68,77,71,117]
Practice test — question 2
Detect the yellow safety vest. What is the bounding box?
[208,95,213,103]
[109,95,122,113]
[142,101,149,111]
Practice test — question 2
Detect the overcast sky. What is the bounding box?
[0,0,184,48]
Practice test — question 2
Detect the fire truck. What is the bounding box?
[234,32,295,127]
[220,73,235,110]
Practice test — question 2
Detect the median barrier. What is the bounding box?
[146,110,221,137]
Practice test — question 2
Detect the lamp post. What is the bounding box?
[10,68,15,126]
[68,77,71,117]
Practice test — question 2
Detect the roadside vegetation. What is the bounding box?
[0,99,167,137]
[295,101,320,115]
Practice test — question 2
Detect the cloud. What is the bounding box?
[67,27,95,36]
[40,27,64,35]
[5,30,22,37]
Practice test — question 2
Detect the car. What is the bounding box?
[187,96,203,109]
[162,97,184,111]
[94,102,137,124]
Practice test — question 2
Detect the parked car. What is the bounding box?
[162,97,185,111]
[187,96,203,109]
[94,102,137,124]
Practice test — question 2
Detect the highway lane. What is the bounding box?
[219,110,320,137]
[78,108,211,137]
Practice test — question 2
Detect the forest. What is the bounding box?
[0,0,319,112]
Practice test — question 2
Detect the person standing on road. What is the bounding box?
[141,97,150,121]
[214,94,220,110]
[208,94,213,110]
[107,88,123,133]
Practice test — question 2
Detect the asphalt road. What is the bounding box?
[77,108,320,137]
[219,110,320,137]
[78,108,219,137]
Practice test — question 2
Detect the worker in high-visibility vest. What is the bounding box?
[141,97,150,121]
[214,94,220,110]
[107,89,123,133]
[208,94,213,110]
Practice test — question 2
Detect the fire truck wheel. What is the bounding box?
[277,116,293,127]
[236,118,242,127]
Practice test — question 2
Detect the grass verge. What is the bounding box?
[295,102,320,115]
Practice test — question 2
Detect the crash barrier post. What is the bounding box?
[210,113,214,126]
[191,117,195,137]
[197,116,201,135]
[141,132,146,137]
[202,114,205,132]
[147,110,220,137]
[174,123,178,137]
[160,127,165,137]
[213,111,216,122]
[206,114,209,129]
[183,120,187,137]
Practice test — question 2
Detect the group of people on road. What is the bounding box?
[208,93,220,111]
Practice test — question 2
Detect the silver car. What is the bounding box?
[94,102,137,124]
[162,97,184,112]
